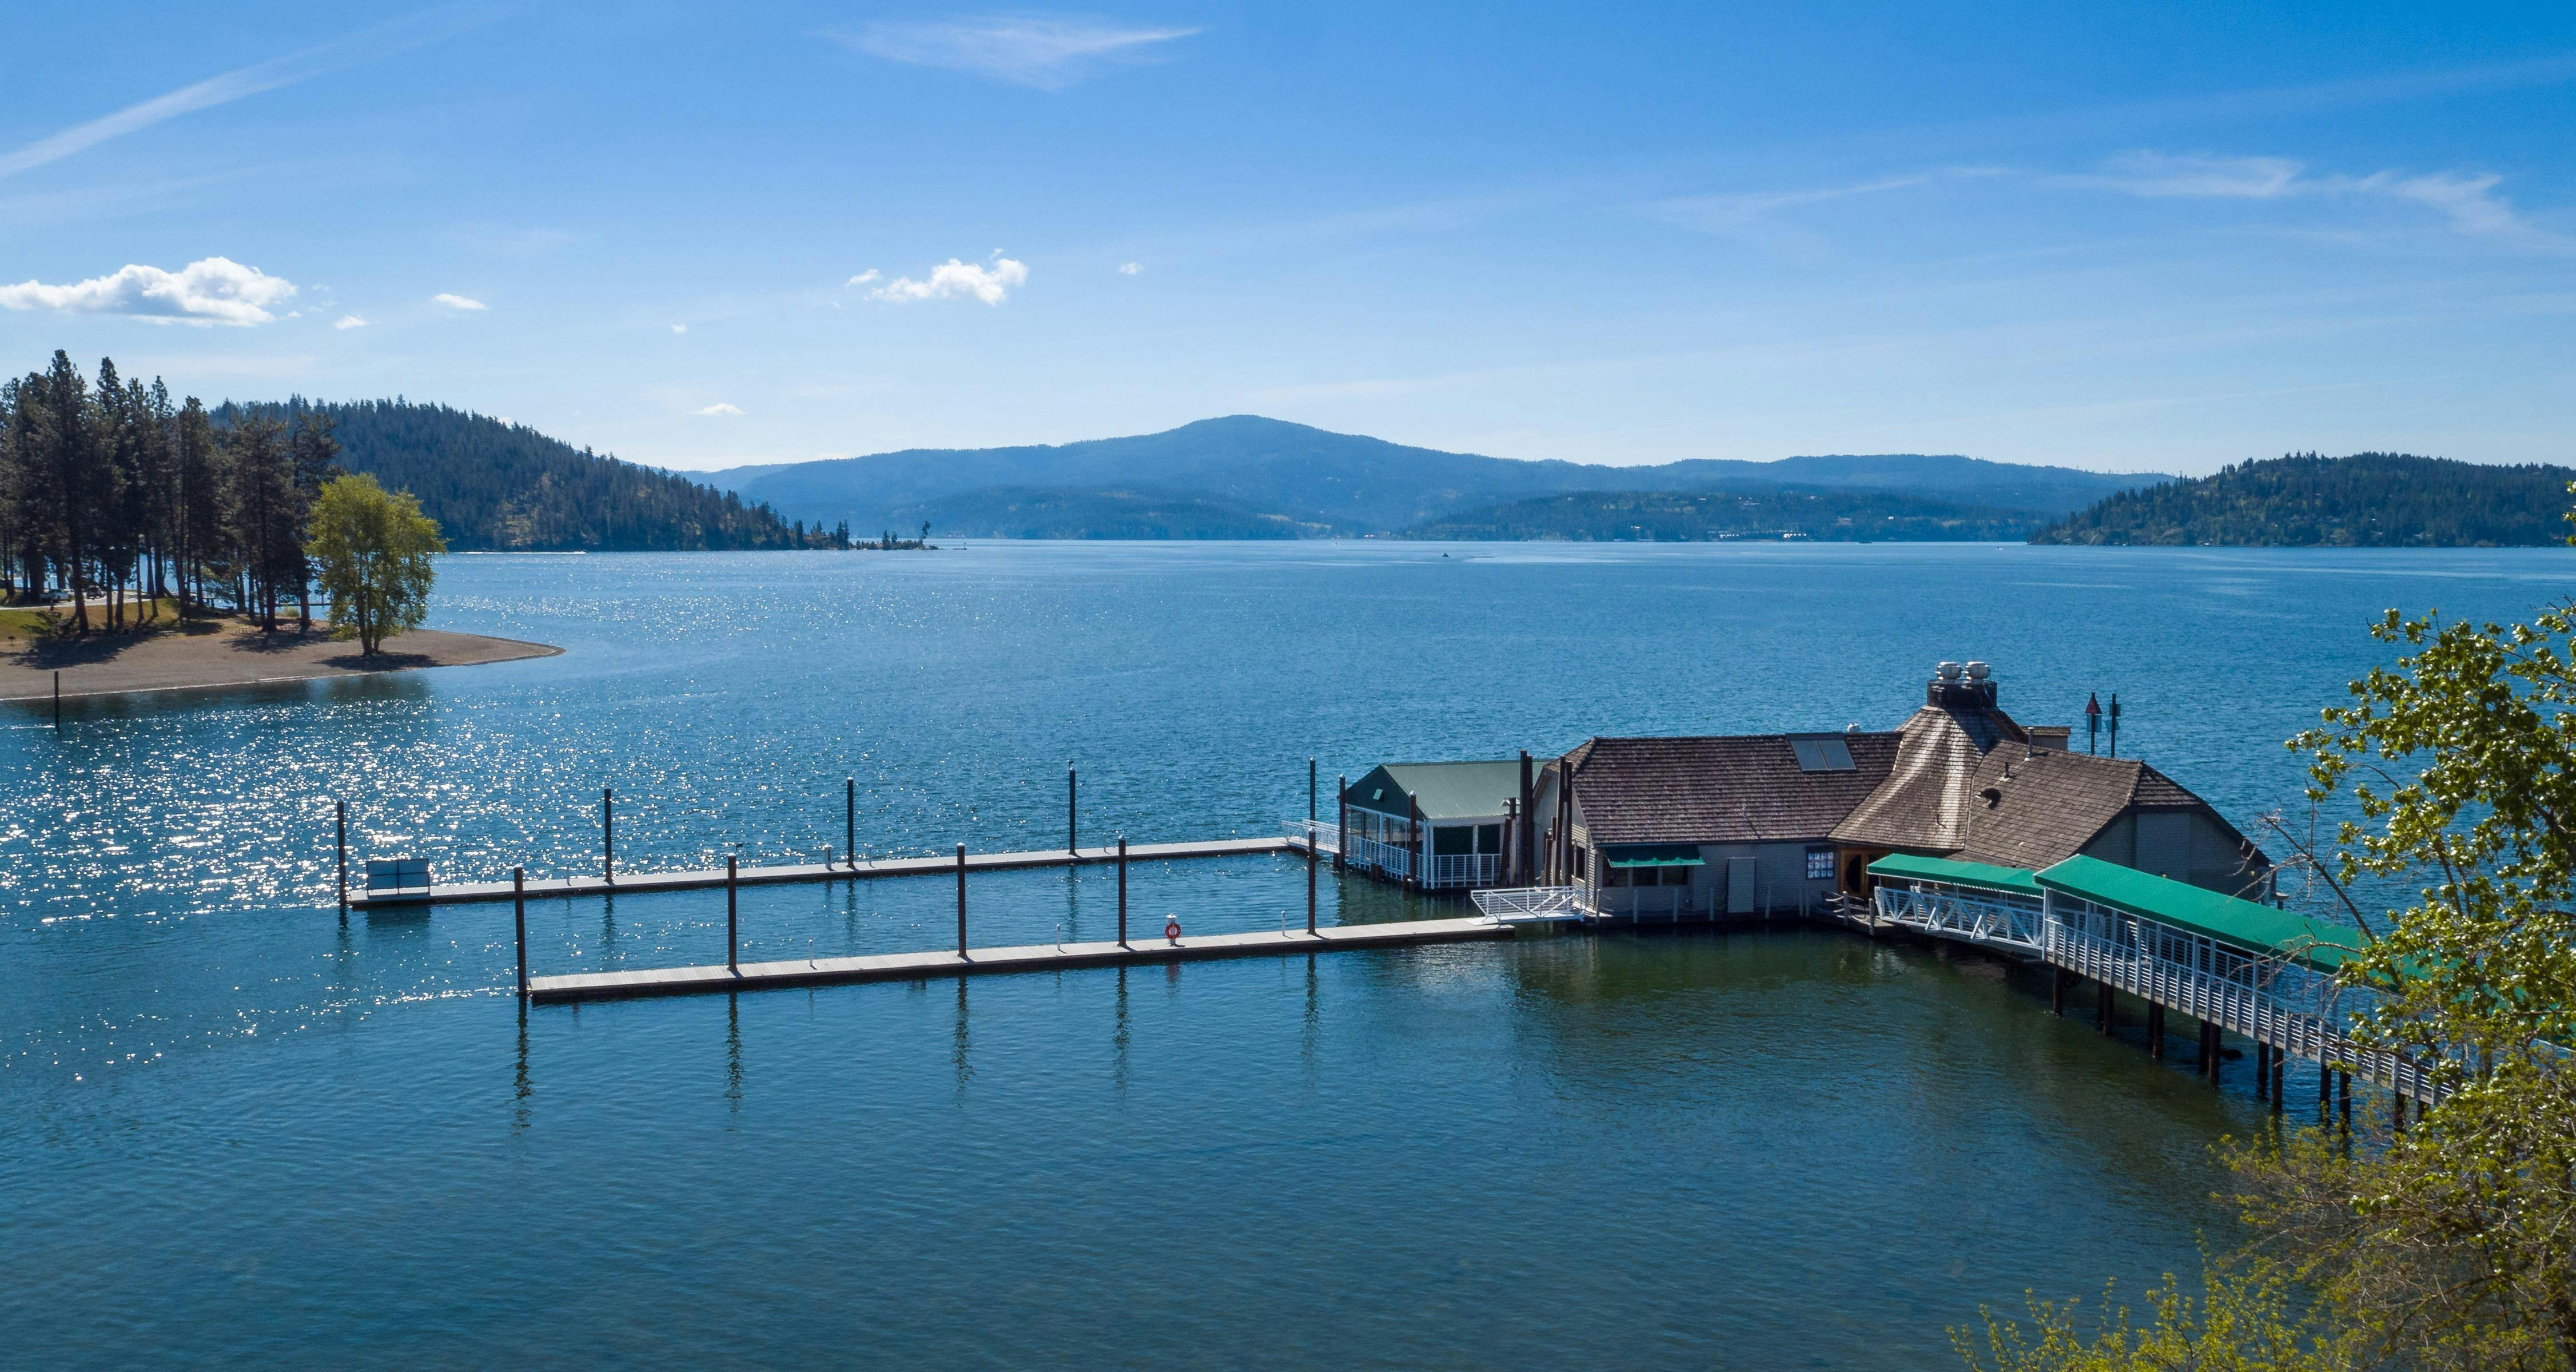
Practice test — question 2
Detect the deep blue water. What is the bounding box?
[4,542,2566,1368]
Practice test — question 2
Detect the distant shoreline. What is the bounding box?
[1,614,562,702]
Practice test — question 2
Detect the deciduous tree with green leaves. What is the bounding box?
[304,473,444,657]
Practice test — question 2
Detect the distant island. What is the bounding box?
[2033,452,2576,547]
[703,415,2164,539]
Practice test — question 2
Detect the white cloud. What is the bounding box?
[834,17,1198,90]
[433,292,487,311]
[695,402,744,416]
[2072,151,2560,246]
[1117,261,1142,275]
[0,256,297,326]
[846,269,881,286]
[870,253,1028,305]
[335,314,368,329]
[1659,169,2004,230]
[671,323,688,335]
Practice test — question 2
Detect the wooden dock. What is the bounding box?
[526,914,1515,1003]
[355,837,1302,910]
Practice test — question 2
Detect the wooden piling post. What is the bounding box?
[1068,766,1078,855]
[2319,1055,2334,1113]
[1335,776,1347,874]
[2050,969,2065,1016]
[2256,1043,2270,1099]
[726,855,738,972]
[2338,1068,2352,1130]
[2147,1003,2164,1059]
[513,868,528,999]
[54,670,62,730]
[1308,757,1317,822]
[846,777,855,868]
[2271,1052,2286,1115]
[2392,1088,2407,1132]
[1307,829,1318,934]
[1117,835,1128,947]
[603,787,615,881]
[2097,981,2113,1034]
[956,843,968,956]
[336,800,348,916]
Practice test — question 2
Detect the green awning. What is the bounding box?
[1604,844,1705,868]
[1867,853,2043,898]
[2035,855,2366,973]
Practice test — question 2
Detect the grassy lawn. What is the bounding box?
[0,599,200,646]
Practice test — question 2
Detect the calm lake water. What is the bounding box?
[5,542,2567,1368]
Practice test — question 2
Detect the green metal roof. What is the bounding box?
[1344,760,1524,821]
[2034,854,2365,972]
[1867,853,2043,897]
[1604,843,1706,868]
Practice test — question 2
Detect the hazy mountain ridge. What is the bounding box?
[708,415,2164,538]
[2033,452,2576,547]
[1408,487,2044,542]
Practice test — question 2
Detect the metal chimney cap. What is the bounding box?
[1965,661,1991,681]
[1936,661,1963,681]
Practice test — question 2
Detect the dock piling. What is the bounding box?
[335,800,348,916]
[1068,766,1077,855]
[846,777,855,868]
[603,787,615,882]
[2256,1043,2270,1099]
[956,844,968,956]
[1308,757,1316,821]
[1117,836,1128,947]
[726,856,738,972]
[513,868,528,999]
[1335,776,1347,874]
[53,670,61,731]
[1307,829,1317,934]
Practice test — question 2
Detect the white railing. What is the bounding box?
[1427,852,1502,889]
[1472,886,1582,921]
[1873,883,2044,952]
[1340,832,1416,880]
[1870,873,2438,1105]
[1282,820,1341,856]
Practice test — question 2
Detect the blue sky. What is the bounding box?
[1,2,2569,475]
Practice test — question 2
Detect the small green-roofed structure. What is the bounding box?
[1867,853,2043,898]
[2034,854,2366,972]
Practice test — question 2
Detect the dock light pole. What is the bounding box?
[336,800,348,916]
[1117,836,1129,947]
[846,778,856,869]
[2085,692,2101,755]
[1068,766,1078,855]
[726,856,738,972]
[603,787,615,881]
[956,844,969,956]
[513,868,528,999]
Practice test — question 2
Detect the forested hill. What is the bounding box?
[2032,452,2576,547]
[218,400,808,551]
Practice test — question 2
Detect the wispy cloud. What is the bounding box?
[2069,151,2563,247]
[0,256,297,326]
[1117,261,1142,275]
[1658,168,2004,230]
[832,17,1199,90]
[433,292,487,311]
[870,253,1029,305]
[335,314,368,329]
[695,402,744,416]
[670,323,688,335]
[846,269,880,287]
[0,6,499,181]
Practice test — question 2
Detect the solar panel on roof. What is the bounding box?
[1791,738,1855,771]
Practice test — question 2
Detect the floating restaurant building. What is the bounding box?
[1329,660,2273,923]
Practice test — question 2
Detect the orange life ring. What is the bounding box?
[1164,917,1183,942]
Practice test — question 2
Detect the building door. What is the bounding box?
[1726,858,1758,915]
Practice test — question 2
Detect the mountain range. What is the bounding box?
[2033,452,2576,547]
[704,416,2167,539]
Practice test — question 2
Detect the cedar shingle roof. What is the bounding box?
[1830,705,2031,852]
[1949,749,2243,870]
[1568,733,1900,845]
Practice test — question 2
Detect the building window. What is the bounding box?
[1570,846,1587,882]
[1805,846,1834,880]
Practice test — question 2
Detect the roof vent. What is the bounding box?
[1936,661,1963,682]
[1964,661,1990,682]
[1928,658,2001,710]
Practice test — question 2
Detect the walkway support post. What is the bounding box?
[513,868,528,999]
[1117,836,1128,948]
[846,778,855,868]
[2147,1003,2164,1059]
[2097,981,2113,1035]
[336,800,348,916]
[956,844,968,956]
[726,856,738,972]
[2051,969,2065,1017]
[603,787,615,882]
[2271,1053,2286,1115]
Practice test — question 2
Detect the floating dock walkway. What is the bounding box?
[527,915,1517,1004]
[356,837,1300,910]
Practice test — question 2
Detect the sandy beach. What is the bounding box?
[1,611,561,701]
